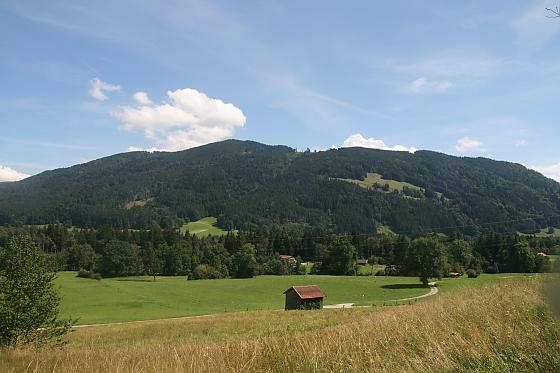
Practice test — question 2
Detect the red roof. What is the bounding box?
[279,255,295,260]
[284,285,326,299]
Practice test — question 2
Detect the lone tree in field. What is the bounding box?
[407,237,448,285]
[0,234,73,347]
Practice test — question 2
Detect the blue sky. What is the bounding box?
[1,0,560,181]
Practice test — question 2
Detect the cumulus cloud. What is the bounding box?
[133,91,152,105]
[89,78,121,101]
[0,165,30,182]
[531,163,560,182]
[455,137,484,153]
[340,134,417,153]
[406,77,454,94]
[115,88,246,151]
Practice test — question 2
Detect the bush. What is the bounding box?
[535,255,551,273]
[374,270,386,276]
[77,269,102,280]
[384,265,399,276]
[466,269,479,278]
[189,264,224,280]
[485,263,499,274]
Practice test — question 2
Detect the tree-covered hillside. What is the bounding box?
[0,140,559,235]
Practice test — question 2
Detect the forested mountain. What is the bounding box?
[1,140,559,235]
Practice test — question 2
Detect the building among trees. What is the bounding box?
[284,285,326,310]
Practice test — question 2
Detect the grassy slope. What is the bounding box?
[55,272,531,325]
[340,172,422,192]
[3,277,558,372]
[179,217,231,237]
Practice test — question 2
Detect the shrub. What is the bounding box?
[189,264,224,280]
[485,263,499,274]
[375,270,386,276]
[466,269,479,278]
[384,265,399,276]
[77,269,102,280]
[77,269,93,279]
[535,255,551,273]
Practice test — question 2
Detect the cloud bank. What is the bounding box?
[0,165,30,182]
[340,134,417,153]
[115,88,246,151]
[89,78,121,101]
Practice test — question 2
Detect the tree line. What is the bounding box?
[0,225,557,283]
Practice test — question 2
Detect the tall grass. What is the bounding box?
[1,277,558,372]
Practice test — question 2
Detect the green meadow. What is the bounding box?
[339,172,422,192]
[55,271,528,325]
[179,216,232,237]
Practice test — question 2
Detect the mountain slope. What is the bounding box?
[1,140,559,235]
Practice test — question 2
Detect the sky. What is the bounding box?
[1,0,560,182]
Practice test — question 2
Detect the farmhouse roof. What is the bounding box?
[279,255,295,260]
[284,285,326,299]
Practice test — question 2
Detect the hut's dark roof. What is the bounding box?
[284,285,326,299]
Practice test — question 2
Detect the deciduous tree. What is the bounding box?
[0,235,73,347]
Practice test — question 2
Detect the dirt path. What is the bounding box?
[324,282,439,309]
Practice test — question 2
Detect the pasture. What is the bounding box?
[3,277,557,372]
[179,216,232,237]
[339,172,422,192]
[55,271,528,325]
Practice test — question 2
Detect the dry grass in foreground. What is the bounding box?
[1,277,559,372]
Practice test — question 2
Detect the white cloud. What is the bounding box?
[115,88,246,151]
[340,134,417,153]
[89,78,121,101]
[455,137,484,153]
[0,165,30,182]
[531,163,560,182]
[406,77,454,94]
[133,91,152,105]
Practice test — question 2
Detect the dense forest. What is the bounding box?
[0,140,559,235]
[0,225,557,282]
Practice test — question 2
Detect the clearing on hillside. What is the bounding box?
[179,217,233,237]
[339,172,422,192]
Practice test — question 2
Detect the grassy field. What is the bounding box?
[55,272,531,325]
[179,217,232,237]
[339,172,422,192]
[3,277,558,372]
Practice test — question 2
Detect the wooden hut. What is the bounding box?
[284,285,326,310]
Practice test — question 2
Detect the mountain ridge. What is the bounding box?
[1,139,559,235]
